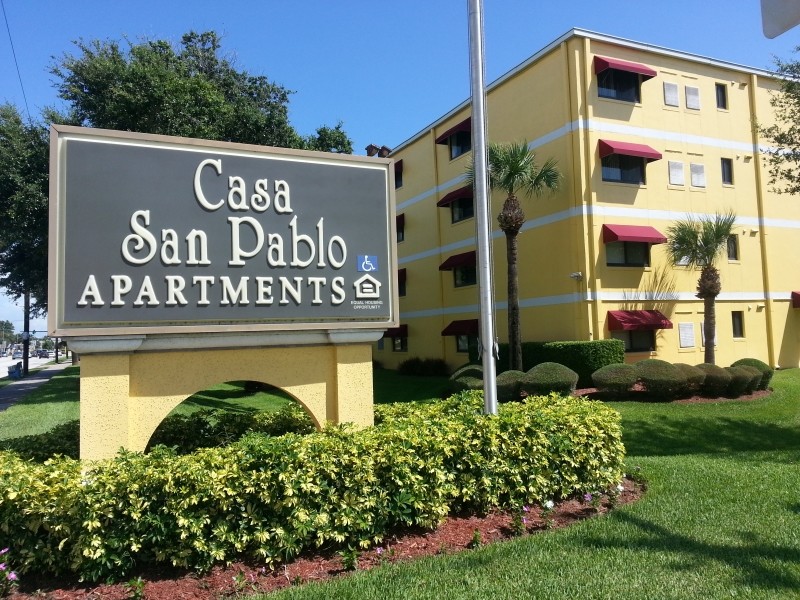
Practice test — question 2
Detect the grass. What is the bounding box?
[252,369,800,600]
[1,364,798,598]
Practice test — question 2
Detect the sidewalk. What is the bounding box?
[0,360,74,410]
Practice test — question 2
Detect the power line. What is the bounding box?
[0,0,30,120]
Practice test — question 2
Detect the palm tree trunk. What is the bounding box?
[703,295,716,364]
[505,230,522,371]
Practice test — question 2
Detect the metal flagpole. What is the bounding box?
[467,0,498,415]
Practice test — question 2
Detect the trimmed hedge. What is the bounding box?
[725,366,752,398]
[673,363,706,396]
[496,370,526,402]
[0,391,625,582]
[471,339,624,387]
[397,357,450,377]
[695,363,732,397]
[591,363,638,396]
[731,358,774,391]
[635,359,685,401]
[521,362,579,396]
[449,363,484,394]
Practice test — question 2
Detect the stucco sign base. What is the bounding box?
[75,339,375,461]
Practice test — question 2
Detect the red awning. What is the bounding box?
[439,250,476,271]
[397,268,407,284]
[435,117,471,144]
[599,139,662,161]
[383,324,408,338]
[396,213,405,228]
[437,185,472,207]
[602,224,667,244]
[792,291,800,308]
[607,310,673,331]
[594,55,657,79]
[441,319,479,336]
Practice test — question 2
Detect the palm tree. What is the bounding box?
[666,210,737,365]
[468,141,561,371]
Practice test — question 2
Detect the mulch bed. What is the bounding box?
[9,479,644,599]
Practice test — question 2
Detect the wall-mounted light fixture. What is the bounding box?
[569,271,583,281]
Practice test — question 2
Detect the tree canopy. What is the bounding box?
[760,52,800,195]
[0,104,49,315]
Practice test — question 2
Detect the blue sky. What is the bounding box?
[0,0,798,335]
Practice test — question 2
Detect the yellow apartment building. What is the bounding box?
[373,29,800,372]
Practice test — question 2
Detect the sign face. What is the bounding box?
[49,126,397,336]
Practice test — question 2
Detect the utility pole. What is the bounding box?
[467,0,498,415]
[22,291,30,376]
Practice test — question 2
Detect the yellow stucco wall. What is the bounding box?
[80,343,374,460]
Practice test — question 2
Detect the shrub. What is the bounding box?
[398,357,449,377]
[724,366,752,398]
[1,391,625,582]
[695,363,732,397]
[450,363,483,380]
[521,362,579,396]
[673,363,706,396]
[731,358,774,390]
[591,363,638,396]
[634,359,686,401]
[496,370,526,402]
[735,365,762,395]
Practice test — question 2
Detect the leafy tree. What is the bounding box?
[467,141,561,372]
[760,53,800,194]
[51,31,352,152]
[0,320,14,348]
[0,104,49,315]
[666,210,737,365]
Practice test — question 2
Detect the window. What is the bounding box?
[456,335,476,353]
[715,83,728,109]
[451,197,474,223]
[690,163,706,188]
[685,86,701,110]
[396,214,405,242]
[449,131,471,160]
[398,268,407,297]
[727,235,739,261]
[732,311,744,339]
[611,330,655,352]
[668,161,685,185]
[663,82,679,107]
[454,265,477,287]
[598,69,641,102]
[721,158,734,185]
[606,241,650,267]
[392,336,408,352]
[394,160,404,189]
[376,338,384,351]
[602,153,646,184]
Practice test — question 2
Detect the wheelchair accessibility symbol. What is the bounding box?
[357,255,378,272]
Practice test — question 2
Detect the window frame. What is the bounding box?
[663,81,679,107]
[601,153,646,184]
[668,160,685,186]
[727,234,739,261]
[453,265,477,288]
[606,241,652,267]
[456,334,476,353]
[685,85,701,110]
[448,130,472,160]
[450,196,475,223]
[611,329,655,353]
[715,83,728,110]
[690,162,706,188]
[392,336,408,352]
[731,311,745,339]
[721,157,734,185]
[598,68,642,103]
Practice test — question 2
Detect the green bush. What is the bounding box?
[635,359,686,401]
[591,363,637,396]
[471,340,624,387]
[1,391,625,582]
[731,358,774,390]
[496,370,526,402]
[521,362,579,396]
[398,357,450,377]
[734,365,762,395]
[673,363,706,396]
[695,363,732,397]
[724,366,752,398]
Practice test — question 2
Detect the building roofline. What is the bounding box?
[390,28,778,156]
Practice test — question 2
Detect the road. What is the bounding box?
[1,353,70,373]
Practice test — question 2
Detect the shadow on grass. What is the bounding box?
[372,368,451,404]
[581,511,800,594]
[622,414,800,458]
[8,367,80,406]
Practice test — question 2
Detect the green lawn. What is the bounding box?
[256,369,800,600]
